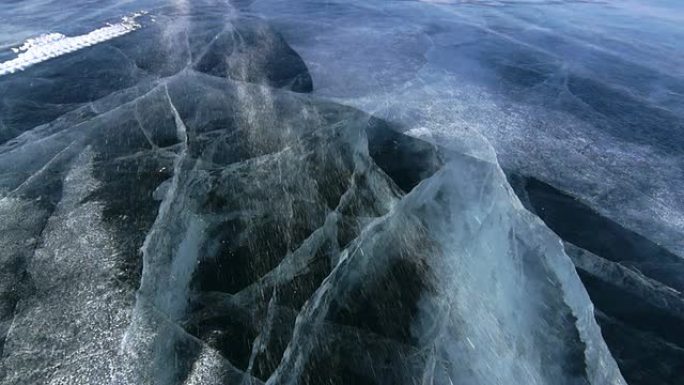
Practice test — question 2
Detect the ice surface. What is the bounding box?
[0,0,679,384]
[242,2,684,382]
[1,149,135,384]
[248,0,684,259]
[509,176,684,384]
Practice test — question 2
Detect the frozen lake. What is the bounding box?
[0,1,682,384]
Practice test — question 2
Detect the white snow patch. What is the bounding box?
[0,12,147,76]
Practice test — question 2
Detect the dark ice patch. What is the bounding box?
[509,175,684,291]
[366,117,442,193]
[194,20,313,93]
[508,174,684,385]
